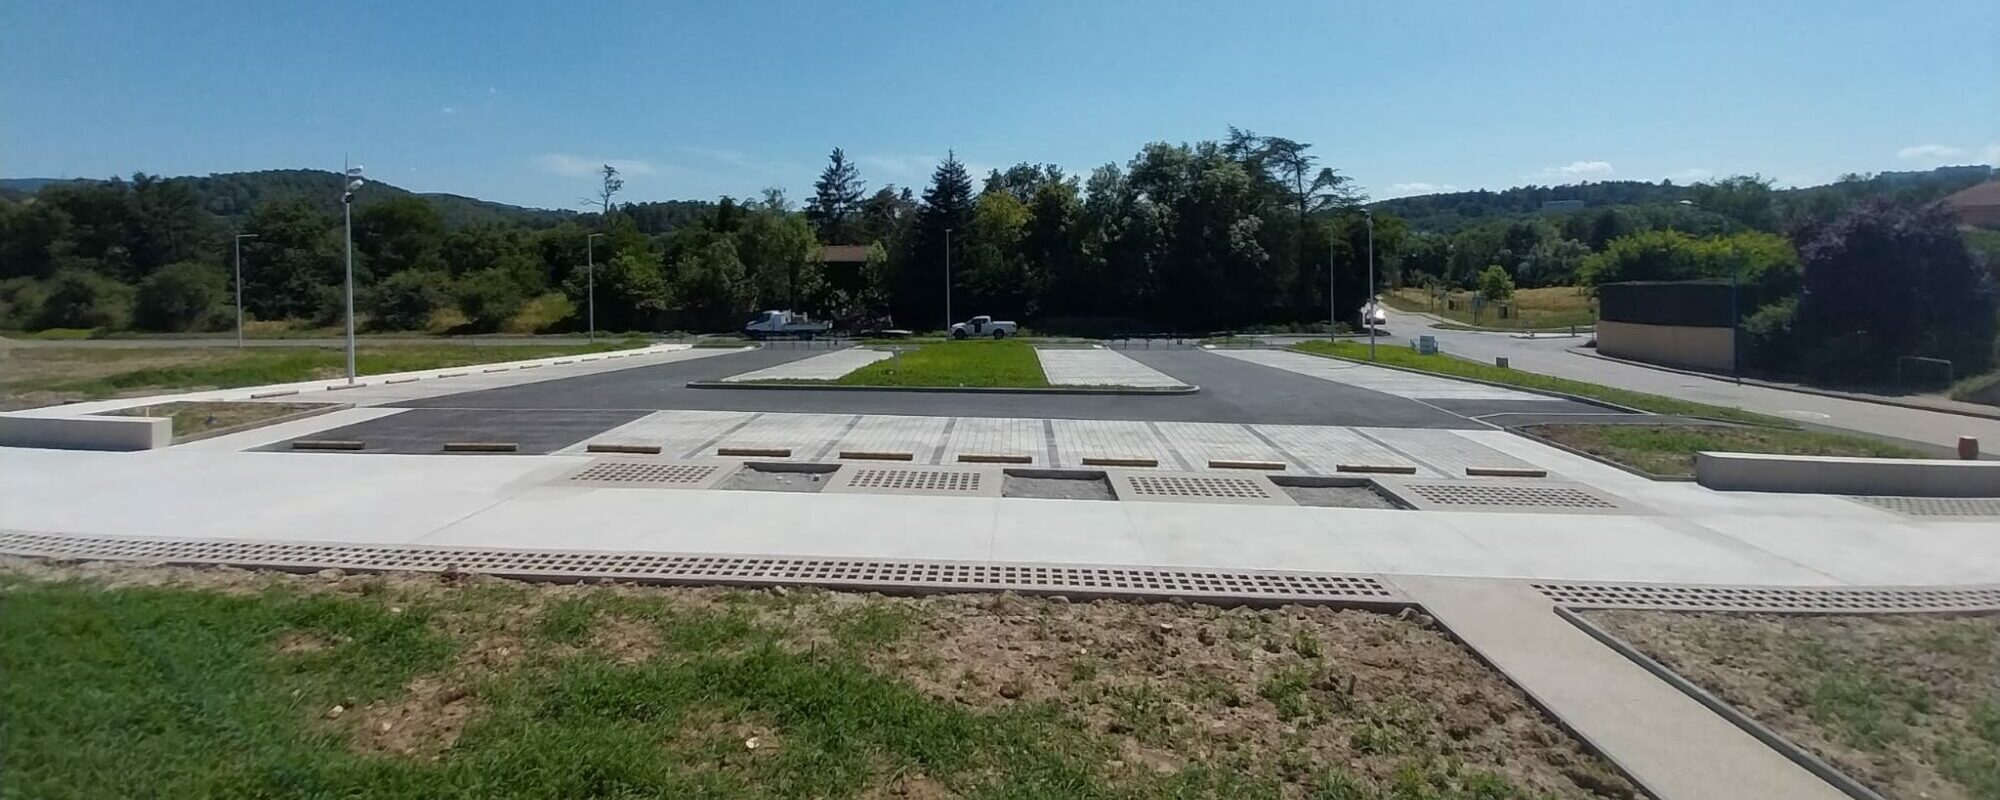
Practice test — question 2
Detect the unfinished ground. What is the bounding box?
[0,557,1637,799]
[1587,610,2000,800]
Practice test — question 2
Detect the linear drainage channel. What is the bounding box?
[1535,580,2000,614]
[0,531,1409,608]
[1853,496,2000,518]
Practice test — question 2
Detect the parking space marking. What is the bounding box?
[1211,349,1538,401]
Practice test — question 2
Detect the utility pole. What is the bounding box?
[1363,209,1377,361]
[586,233,604,343]
[233,233,257,349]
[1328,231,1337,341]
[341,161,364,384]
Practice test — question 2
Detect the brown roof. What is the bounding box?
[1944,180,2000,209]
[819,244,872,263]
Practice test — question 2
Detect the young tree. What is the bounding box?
[1477,264,1515,304]
[596,164,624,215]
[807,148,865,243]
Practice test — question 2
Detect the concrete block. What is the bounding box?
[0,413,171,451]
[1696,451,2000,497]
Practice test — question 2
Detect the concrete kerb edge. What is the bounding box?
[1284,346,1651,415]
[1555,607,1884,800]
[685,381,1201,396]
[1570,348,2000,423]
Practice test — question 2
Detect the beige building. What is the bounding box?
[1944,180,2000,228]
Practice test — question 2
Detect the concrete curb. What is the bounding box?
[1695,451,2000,496]
[1558,608,1885,800]
[686,380,1200,396]
[1571,349,2000,423]
[174,402,351,445]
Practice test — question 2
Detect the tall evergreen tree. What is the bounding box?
[897,151,975,327]
[807,148,865,244]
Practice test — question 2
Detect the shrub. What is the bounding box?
[0,277,49,329]
[1739,296,1799,373]
[134,261,227,331]
[35,269,134,330]
[367,268,453,331]
[502,292,577,333]
[454,268,532,331]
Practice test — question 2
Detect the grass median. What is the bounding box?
[0,339,649,410]
[1525,423,1926,477]
[1291,340,1786,425]
[832,340,1050,388]
[0,558,1638,799]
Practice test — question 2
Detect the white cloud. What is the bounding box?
[1665,167,1714,183]
[1385,182,1459,197]
[440,106,456,115]
[487,86,501,95]
[532,153,658,178]
[1897,143,1966,161]
[1539,160,1615,180]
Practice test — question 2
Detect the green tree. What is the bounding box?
[1477,264,1515,304]
[237,197,339,320]
[899,152,976,326]
[368,268,452,331]
[128,174,216,276]
[133,260,226,331]
[1793,200,1997,380]
[570,250,669,332]
[675,239,751,329]
[36,268,134,329]
[1516,238,1591,287]
[733,206,821,310]
[454,268,533,331]
[959,190,1038,318]
[354,196,444,278]
[1690,175,1777,231]
[806,148,865,244]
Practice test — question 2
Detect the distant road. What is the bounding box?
[1365,308,2000,450]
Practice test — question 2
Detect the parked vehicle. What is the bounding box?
[949,315,1018,339]
[742,309,832,340]
[1362,298,1388,327]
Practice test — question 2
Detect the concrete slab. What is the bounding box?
[712,413,856,460]
[832,414,953,461]
[557,409,761,457]
[1394,577,1848,800]
[1148,422,1298,470]
[1048,419,1177,469]
[1035,348,1188,388]
[718,348,888,382]
[1361,428,1542,476]
[1210,349,1539,400]
[1251,424,1436,476]
[938,416,1048,465]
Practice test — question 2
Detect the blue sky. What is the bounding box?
[6,1,1996,208]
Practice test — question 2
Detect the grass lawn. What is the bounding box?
[104,400,334,439]
[0,559,1636,799]
[1384,286,1596,330]
[1291,340,1787,426]
[1525,423,1926,478]
[1588,610,2000,800]
[832,340,1050,388]
[0,340,648,411]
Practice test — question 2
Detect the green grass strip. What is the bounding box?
[834,340,1050,388]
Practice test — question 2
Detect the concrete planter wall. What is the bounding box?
[1695,451,2000,497]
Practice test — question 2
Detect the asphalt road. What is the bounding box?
[383,345,1598,428]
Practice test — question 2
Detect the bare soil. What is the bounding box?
[107,400,331,439]
[1002,473,1117,500]
[4,557,1639,798]
[1587,610,2000,800]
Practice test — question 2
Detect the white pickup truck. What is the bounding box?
[742,310,832,340]
[949,315,1018,339]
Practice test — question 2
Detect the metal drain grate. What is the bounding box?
[1535,581,2000,613]
[568,461,720,485]
[0,531,1407,607]
[1854,496,2000,517]
[1126,475,1271,500]
[1400,482,1617,510]
[848,468,982,493]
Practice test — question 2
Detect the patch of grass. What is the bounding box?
[1291,339,1788,425]
[105,400,330,439]
[827,604,917,647]
[1,341,647,408]
[4,326,100,340]
[1952,370,2000,404]
[1385,285,1597,330]
[1526,423,1925,477]
[830,340,1050,388]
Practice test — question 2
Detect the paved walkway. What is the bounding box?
[718,348,888,382]
[1211,348,1540,401]
[1035,348,1189,388]
[1395,577,1846,800]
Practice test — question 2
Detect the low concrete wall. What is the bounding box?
[0,414,171,451]
[1596,320,1735,372]
[1696,451,2000,497]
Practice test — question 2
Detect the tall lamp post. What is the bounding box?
[232,233,257,349]
[585,233,604,343]
[1361,209,1377,361]
[341,164,364,384]
[943,228,954,332]
[1327,231,1338,342]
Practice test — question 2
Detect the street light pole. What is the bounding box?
[943,228,953,332]
[341,163,364,384]
[1363,209,1377,361]
[586,233,604,343]
[233,233,257,349]
[1327,231,1337,342]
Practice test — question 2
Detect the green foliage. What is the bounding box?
[367,268,454,331]
[1528,422,1922,477]
[1475,265,1514,303]
[1739,295,1799,372]
[454,268,535,331]
[0,277,50,329]
[1581,229,1800,309]
[133,261,226,331]
[36,268,134,329]
[17,343,645,398]
[674,239,752,329]
[833,341,1049,388]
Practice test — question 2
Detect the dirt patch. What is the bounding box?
[716,464,835,493]
[1274,483,1403,508]
[1588,610,2000,800]
[348,675,479,760]
[107,400,333,439]
[1002,472,1115,500]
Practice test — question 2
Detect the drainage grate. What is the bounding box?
[1126,475,1271,500]
[1399,482,1617,510]
[1854,496,2000,518]
[568,461,720,485]
[847,468,982,493]
[1535,581,2000,613]
[0,531,1407,607]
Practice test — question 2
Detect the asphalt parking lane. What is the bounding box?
[387,345,1488,428]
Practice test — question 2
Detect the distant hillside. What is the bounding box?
[1,170,575,228]
[1370,165,1997,233]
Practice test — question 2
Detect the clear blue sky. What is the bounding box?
[6,1,1995,208]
